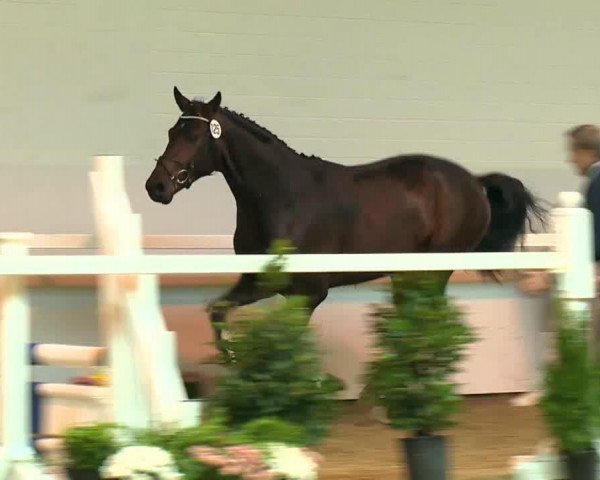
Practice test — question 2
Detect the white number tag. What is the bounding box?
[210,119,222,139]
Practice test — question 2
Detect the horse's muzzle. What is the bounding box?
[145,178,174,204]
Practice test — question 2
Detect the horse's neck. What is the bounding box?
[218,123,304,205]
[217,121,322,250]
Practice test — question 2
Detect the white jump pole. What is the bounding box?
[0,233,47,479]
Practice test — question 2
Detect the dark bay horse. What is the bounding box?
[146,88,545,338]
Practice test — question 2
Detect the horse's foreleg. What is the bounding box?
[437,270,454,293]
[207,273,272,342]
[285,275,329,318]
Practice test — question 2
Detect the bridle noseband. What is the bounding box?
[155,114,214,189]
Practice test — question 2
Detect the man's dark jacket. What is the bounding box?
[585,163,600,261]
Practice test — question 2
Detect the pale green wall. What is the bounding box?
[1,0,596,234]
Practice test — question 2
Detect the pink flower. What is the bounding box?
[246,471,275,480]
[189,443,284,480]
[198,453,229,468]
[188,446,218,459]
[220,465,244,476]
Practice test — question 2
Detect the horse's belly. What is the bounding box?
[343,194,430,253]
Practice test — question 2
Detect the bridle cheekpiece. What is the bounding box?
[155,114,221,189]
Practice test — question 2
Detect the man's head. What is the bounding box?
[566,124,600,175]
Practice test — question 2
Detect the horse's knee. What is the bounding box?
[207,300,230,322]
[308,290,328,310]
[206,303,229,346]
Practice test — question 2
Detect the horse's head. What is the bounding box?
[145,87,222,204]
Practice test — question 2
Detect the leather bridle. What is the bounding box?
[154,114,212,189]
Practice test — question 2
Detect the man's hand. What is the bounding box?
[517,271,553,295]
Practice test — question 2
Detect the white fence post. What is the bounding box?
[510,192,596,480]
[120,213,195,427]
[0,233,47,479]
[90,155,195,429]
[90,156,150,429]
[553,191,596,316]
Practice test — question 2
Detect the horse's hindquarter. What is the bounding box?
[344,178,432,253]
[346,155,490,254]
[276,154,489,256]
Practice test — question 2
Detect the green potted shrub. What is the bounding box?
[540,304,600,480]
[237,417,308,445]
[213,241,343,444]
[366,273,474,480]
[64,423,119,480]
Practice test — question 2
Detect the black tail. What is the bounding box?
[476,173,548,254]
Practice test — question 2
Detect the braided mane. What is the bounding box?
[219,107,318,160]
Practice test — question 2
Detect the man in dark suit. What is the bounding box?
[567,124,600,260]
[519,124,600,294]
[514,125,600,405]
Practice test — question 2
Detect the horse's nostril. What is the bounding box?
[155,182,165,193]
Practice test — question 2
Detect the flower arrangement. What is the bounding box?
[188,443,322,480]
[63,414,323,480]
[100,446,183,480]
[188,445,267,479]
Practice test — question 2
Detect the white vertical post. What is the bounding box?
[90,154,194,430]
[0,234,34,458]
[120,213,192,426]
[91,157,150,429]
[511,193,593,409]
[553,191,596,313]
[93,155,132,217]
[93,155,126,197]
[0,233,47,479]
[113,214,149,428]
[99,274,148,428]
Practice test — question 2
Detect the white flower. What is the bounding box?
[264,444,319,480]
[100,446,182,480]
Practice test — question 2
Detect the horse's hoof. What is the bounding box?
[369,406,390,425]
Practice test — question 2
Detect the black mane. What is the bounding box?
[219,107,319,161]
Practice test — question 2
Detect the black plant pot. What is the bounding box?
[66,468,101,480]
[402,435,448,480]
[564,449,598,480]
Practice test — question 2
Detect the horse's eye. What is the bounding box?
[185,129,199,141]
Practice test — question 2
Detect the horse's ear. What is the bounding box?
[206,91,222,114]
[173,86,191,112]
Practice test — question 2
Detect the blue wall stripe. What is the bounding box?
[31,382,41,441]
[29,343,39,366]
